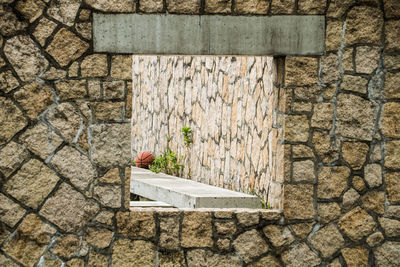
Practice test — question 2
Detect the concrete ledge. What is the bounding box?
[94,14,325,56]
[130,167,262,209]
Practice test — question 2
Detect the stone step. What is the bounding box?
[130,201,173,208]
[130,167,262,209]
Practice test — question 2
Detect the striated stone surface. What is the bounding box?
[0,6,27,36]
[81,54,108,77]
[3,214,56,266]
[281,242,321,267]
[159,216,180,249]
[0,141,28,177]
[284,115,309,142]
[325,20,342,51]
[93,184,121,208]
[234,0,269,14]
[311,102,333,130]
[139,0,163,12]
[0,193,26,227]
[159,251,186,266]
[51,234,80,258]
[342,246,369,267]
[90,123,131,167]
[182,211,213,247]
[342,188,360,210]
[309,224,344,258]
[33,17,57,46]
[4,35,48,82]
[46,28,89,67]
[355,46,380,74]
[40,183,99,232]
[85,227,114,249]
[5,159,59,209]
[336,93,375,140]
[385,72,400,99]
[236,211,259,227]
[233,229,269,263]
[56,79,87,100]
[345,6,383,45]
[46,102,82,142]
[317,166,350,199]
[338,207,376,241]
[116,211,155,238]
[0,97,27,145]
[374,241,400,266]
[186,249,240,266]
[86,0,135,12]
[205,0,231,13]
[341,75,368,94]
[111,55,132,79]
[292,160,315,182]
[14,81,53,119]
[0,71,19,93]
[367,231,384,247]
[285,57,318,86]
[381,102,400,138]
[47,0,81,26]
[51,146,96,191]
[364,164,382,188]
[379,217,400,237]
[385,141,400,169]
[283,184,315,219]
[318,202,340,223]
[15,0,45,22]
[385,21,400,52]
[342,142,369,170]
[0,254,19,267]
[76,21,92,40]
[112,239,155,266]
[386,172,400,203]
[263,225,294,250]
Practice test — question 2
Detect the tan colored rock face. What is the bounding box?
[362,190,384,215]
[116,211,155,238]
[234,0,269,14]
[317,166,350,199]
[159,251,186,266]
[215,220,236,235]
[352,176,366,192]
[385,72,400,99]
[270,0,295,14]
[205,0,231,13]
[47,0,81,26]
[298,0,326,14]
[285,57,318,86]
[81,54,108,77]
[0,97,27,145]
[139,0,163,12]
[0,141,28,177]
[386,172,400,203]
[345,6,383,45]
[0,6,27,36]
[381,102,400,138]
[385,21,400,52]
[182,211,213,247]
[76,21,92,40]
[0,193,26,227]
[236,211,259,227]
[309,224,344,258]
[187,249,241,266]
[93,184,121,208]
[111,55,132,79]
[112,239,155,266]
[364,164,382,188]
[15,0,45,23]
[292,160,315,182]
[367,231,384,247]
[14,81,53,119]
[5,159,59,209]
[284,115,309,142]
[355,46,380,74]
[283,184,315,219]
[33,17,57,46]
[0,70,19,93]
[342,246,369,267]
[318,202,340,223]
[341,75,368,94]
[46,102,82,142]
[50,234,80,258]
[4,35,48,82]
[374,241,400,266]
[336,93,375,140]
[385,55,400,70]
[92,101,124,121]
[46,28,89,67]
[88,251,109,267]
[56,79,87,100]
[39,183,99,232]
[338,207,376,241]
[85,0,136,12]
[282,242,321,267]
[103,80,125,99]
[385,140,400,169]
[0,254,19,267]
[159,216,180,249]
[233,229,269,263]
[263,225,294,250]
[341,142,369,170]
[313,131,340,163]
[325,20,343,51]
[320,53,339,84]
[85,227,114,248]
[379,217,400,237]
[311,102,333,130]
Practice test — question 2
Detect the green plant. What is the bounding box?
[182,126,193,148]
[149,135,184,176]
[246,188,271,209]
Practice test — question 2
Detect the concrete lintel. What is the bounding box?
[94,14,325,56]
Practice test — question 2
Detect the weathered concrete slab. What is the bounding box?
[130,167,262,209]
[130,201,173,208]
[94,14,325,56]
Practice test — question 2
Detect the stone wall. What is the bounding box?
[0,0,399,266]
[131,56,284,209]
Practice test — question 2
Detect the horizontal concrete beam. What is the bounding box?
[94,14,325,56]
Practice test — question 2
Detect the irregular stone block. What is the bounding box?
[342,188,360,210]
[285,57,318,86]
[281,242,321,267]
[379,217,400,237]
[166,0,200,14]
[92,101,124,121]
[325,20,343,51]
[386,172,400,203]
[182,211,213,247]
[236,211,259,227]
[317,166,350,199]
[0,254,19,267]
[139,0,163,12]
[309,224,344,258]
[50,234,80,259]
[338,207,376,241]
[385,141,400,169]
[159,251,186,266]
[290,222,314,239]
[298,0,326,14]
[263,225,294,250]
[318,202,340,223]
[0,6,27,36]
[342,142,369,170]
[342,246,369,267]
[76,21,92,40]
[248,254,281,267]
[186,249,241,266]
[381,102,400,138]
[15,0,45,23]
[234,0,269,14]
[0,70,19,93]
[375,241,400,266]
[0,97,27,145]
[205,0,231,13]
[159,216,180,249]
[270,0,295,14]
[385,55,400,70]
[93,184,121,208]
[81,54,108,77]
[112,239,155,266]
[46,102,82,142]
[293,160,315,182]
[283,184,315,219]
[312,131,339,163]
[0,193,26,227]
[385,21,400,52]
[384,0,400,18]
[233,229,269,263]
[215,220,236,235]
[85,227,114,249]
[111,55,132,80]
[341,75,368,94]
[364,164,382,188]
[385,72,400,99]
[103,80,125,99]
[0,141,28,177]
[311,102,333,130]
[355,46,380,74]
[116,211,155,238]
[320,53,339,84]
[366,231,384,247]
[55,79,87,100]
[284,115,309,142]
[86,0,136,12]
[352,176,366,192]
[33,17,57,46]
[88,251,108,267]
[47,0,81,26]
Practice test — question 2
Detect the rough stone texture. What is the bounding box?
[374,241,400,266]
[284,115,309,142]
[386,172,400,203]
[42,67,67,80]
[93,184,121,208]
[0,193,26,227]
[99,168,121,183]
[139,0,163,12]
[90,123,131,167]
[159,251,186,267]
[285,57,318,86]
[94,210,114,226]
[297,0,326,14]
[341,75,368,94]
[325,20,342,51]
[385,141,400,169]
[81,54,108,77]
[384,0,400,18]
[290,222,314,239]
[320,53,339,84]
[85,0,136,12]
[292,160,315,182]
[46,28,89,67]
[385,72,400,99]
[51,146,96,191]
[270,0,295,14]
[39,183,99,232]
[318,166,350,199]
[5,159,58,209]
[56,79,87,100]
[341,246,369,267]
[103,80,125,99]
[46,102,82,142]
[233,229,269,263]
[0,141,28,177]
[318,202,341,223]
[215,220,236,235]
[112,239,155,266]
[283,184,315,219]
[116,211,155,238]
[336,93,375,140]
[385,55,400,70]
[342,188,360,210]
[14,81,53,119]
[381,102,400,138]
[234,0,269,14]
[182,211,213,247]
[367,231,384,247]
[186,249,241,267]
[364,164,382,188]
[205,0,231,13]
[345,6,383,45]
[0,254,19,267]
[47,0,81,26]
[385,21,400,52]
[294,85,323,101]
[160,216,180,249]
[263,225,294,250]
[355,46,380,74]
[292,144,314,158]
[379,218,400,237]
[0,97,27,145]
[313,131,340,163]
[88,251,109,267]
[236,211,259,227]
[248,254,281,267]
[33,18,57,46]
[338,207,376,241]
[342,142,369,170]
[353,176,366,192]
[85,227,114,249]
[309,224,344,258]
[111,55,132,79]
[76,21,92,40]
[2,214,56,267]
[311,102,333,130]
[281,242,321,267]
[4,35,48,82]
[51,234,80,258]
[0,70,19,93]
[92,102,124,121]
[0,6,27,36]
